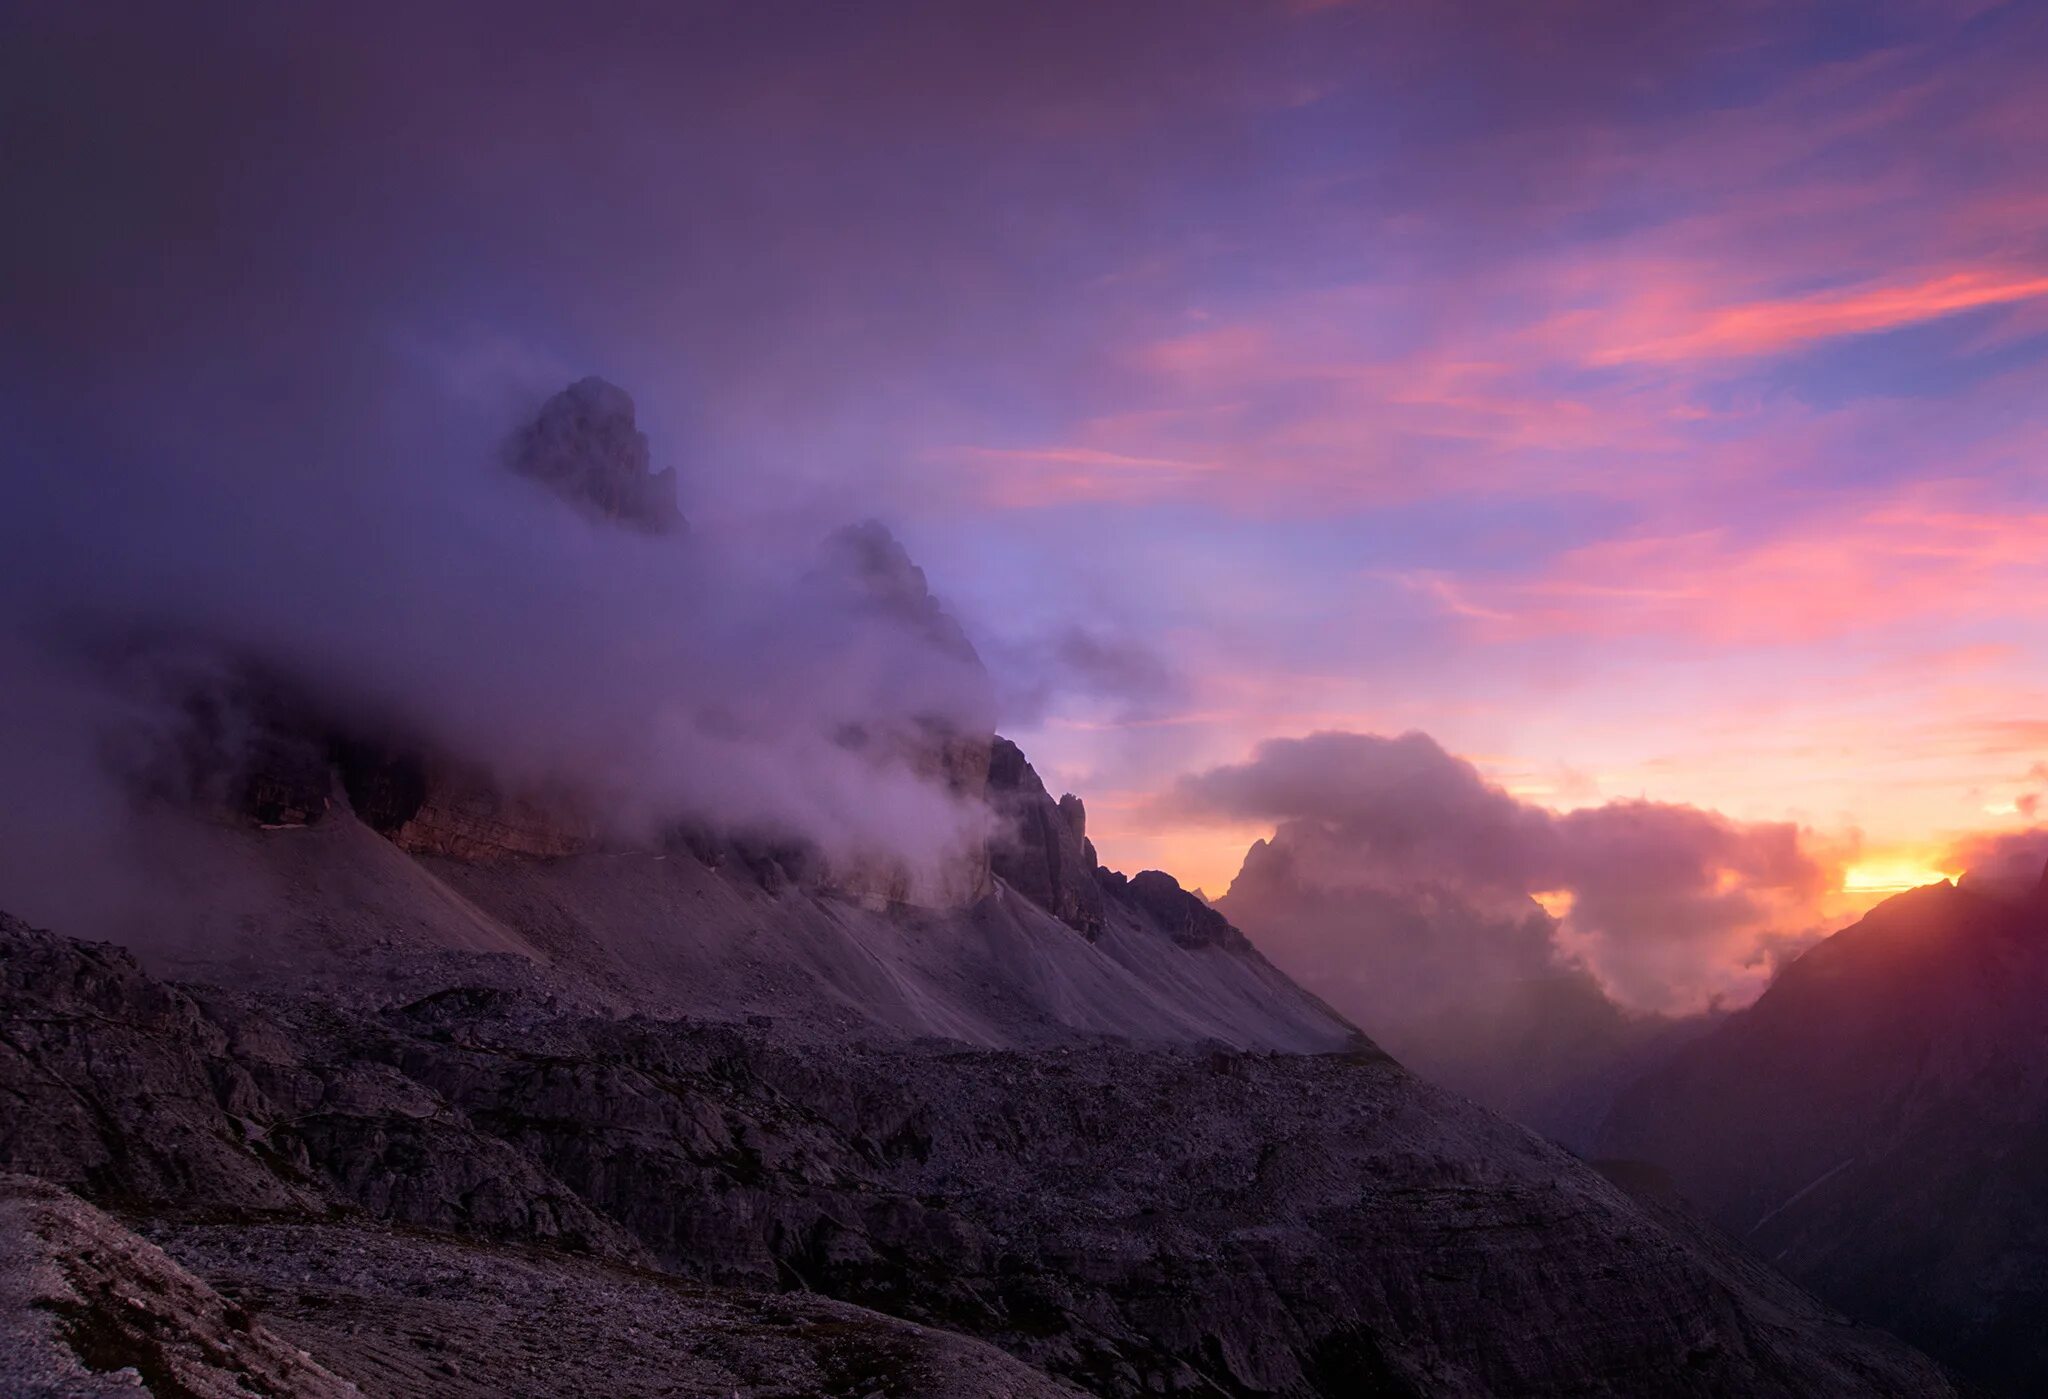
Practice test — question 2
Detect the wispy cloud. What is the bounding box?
[1588,269,2048,365]
[1406,497,2048,645]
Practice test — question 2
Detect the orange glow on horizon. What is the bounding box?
[1841,860,1957,894]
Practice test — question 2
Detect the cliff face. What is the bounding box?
[818,718,993,911]
[0,914,1960,1399]
[1598,877,2048,1393]
[987,736,1103,937]
[1106,868,1247,950]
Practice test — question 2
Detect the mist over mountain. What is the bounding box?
[1946,826,2048,899]
[1220,840,1708,1146]
[0,363,1968,1391]
[0,373,1011,938]
[1169,731,1828,1142]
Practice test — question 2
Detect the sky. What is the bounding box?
[888,0,2048,905]
[5,1,2048,1012]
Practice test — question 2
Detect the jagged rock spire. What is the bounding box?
[510,377,683,534]
[987,736,1104,938]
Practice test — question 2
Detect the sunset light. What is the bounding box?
[1842,861,1958,895]
[6,4,2048,1390]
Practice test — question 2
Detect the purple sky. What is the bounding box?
[7,1,2048,999]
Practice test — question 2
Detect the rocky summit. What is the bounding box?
[509,376,684,535]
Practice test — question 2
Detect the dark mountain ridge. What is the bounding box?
[1600,873,2048,1392]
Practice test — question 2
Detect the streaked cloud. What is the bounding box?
[1588,269,2048,365]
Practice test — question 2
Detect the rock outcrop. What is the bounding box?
[0,1174,1079,1399]
[983,738,1261,954]
[987,736,1104,937]
[0,912,1961,1398]
[0,1172,362,1399]
[340,751,595,862]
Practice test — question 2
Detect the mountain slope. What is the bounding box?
[78,801,1356,1053]
[0,911,1959,1397]
[1600,878,2048,1392]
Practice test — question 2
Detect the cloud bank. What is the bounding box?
[0,3,1192,931]
[1178,731,1836,1017]
[0,359,1009,930]
[1165,729,1848,1140]
[1947,827,2048,898]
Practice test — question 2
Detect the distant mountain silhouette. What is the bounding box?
[1217,835,1710,1148]
[1600,873,2048,1393]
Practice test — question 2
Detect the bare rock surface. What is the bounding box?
[0,913,1958,1398]
[0,1173,360,1399]
[146,1216,1082,1399]
[1102,868,1247,951]
[987,737,1104,938]
[85,810,1358,1051]
[378,776,596,863]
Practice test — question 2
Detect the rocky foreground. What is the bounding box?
[0,910,1957,1398]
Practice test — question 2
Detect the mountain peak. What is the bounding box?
[510,376,684,534]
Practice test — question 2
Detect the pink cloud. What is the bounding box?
[1587,268,2048,365]
[1420,497,2048,645]
[1174,730,1841,1014]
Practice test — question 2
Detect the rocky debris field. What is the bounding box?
[0,913,1958,1397]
